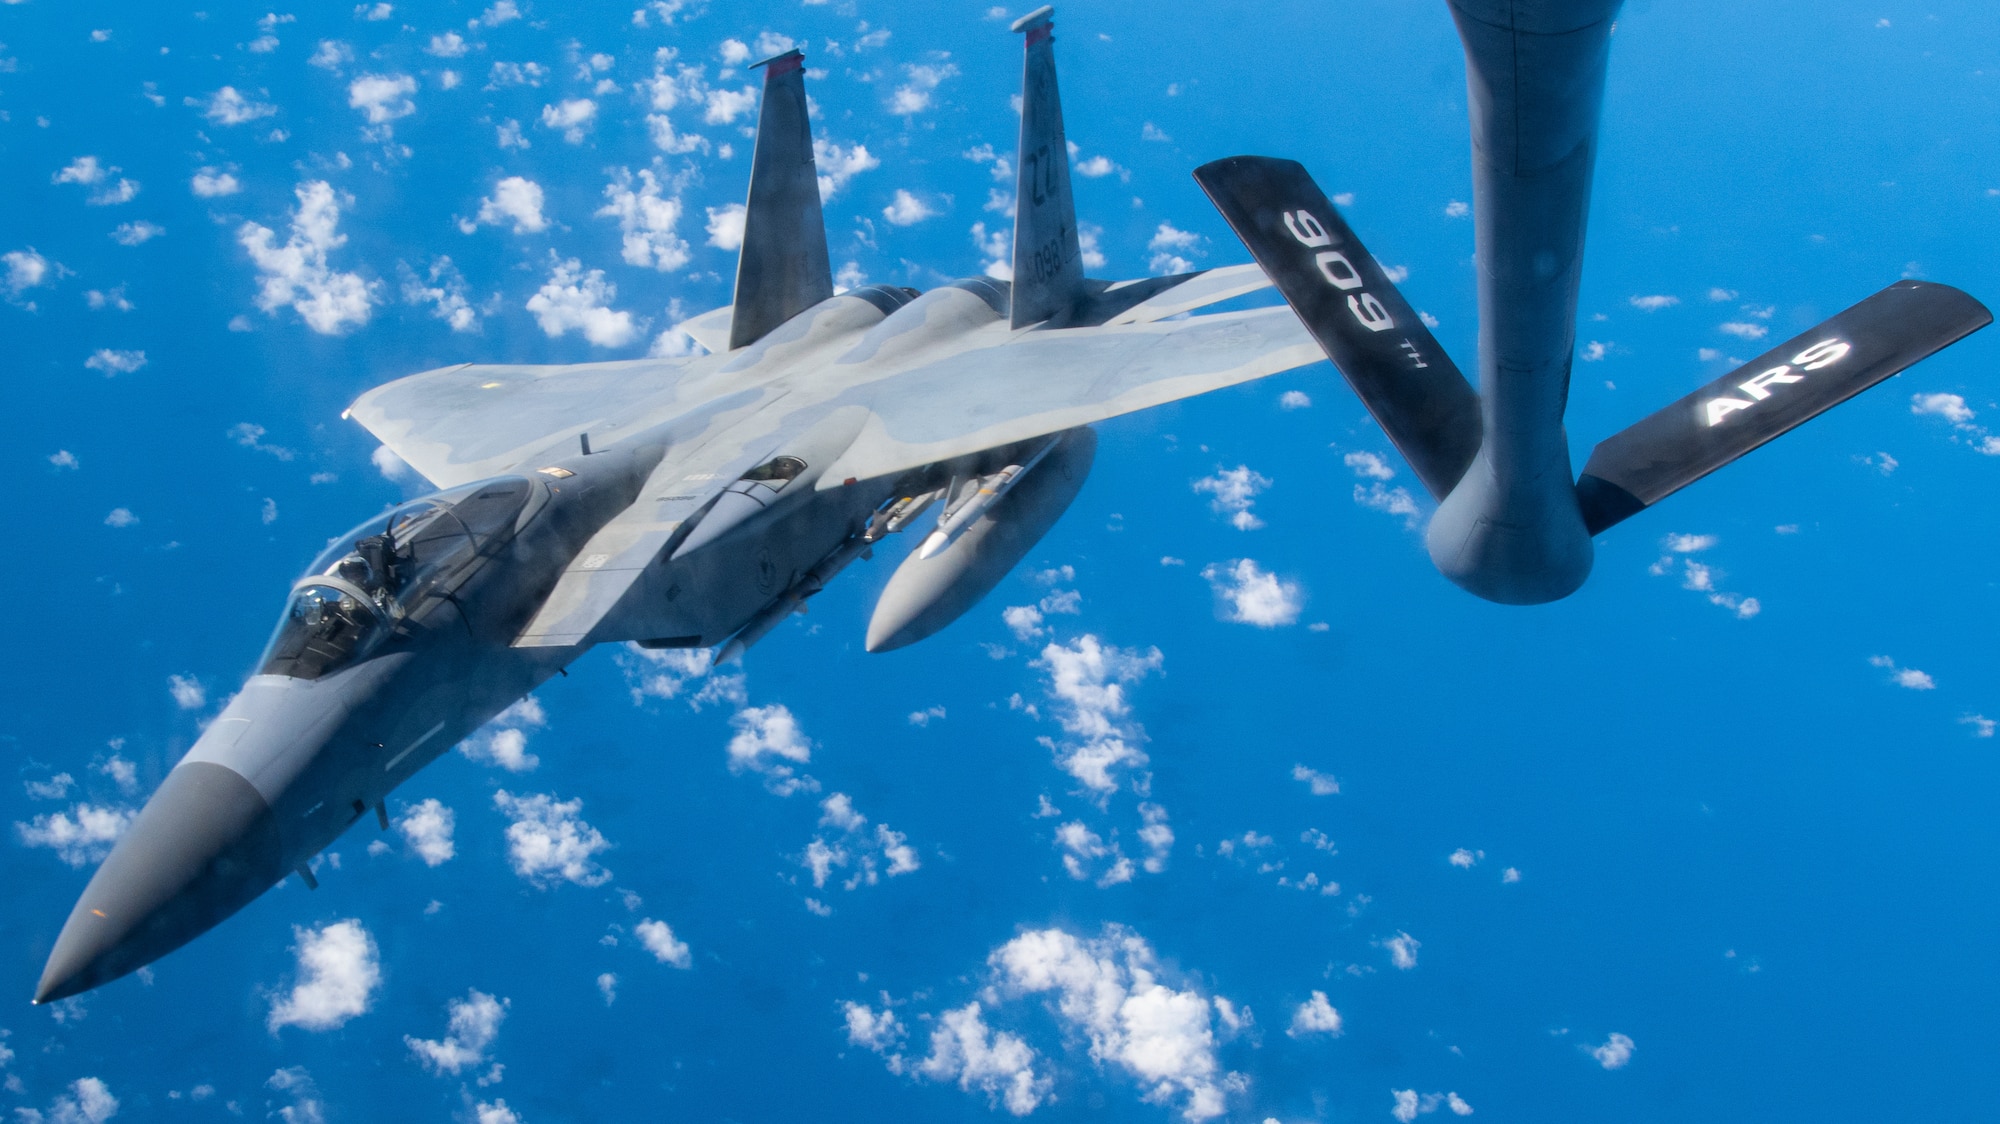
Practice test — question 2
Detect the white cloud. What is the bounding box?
[1708,287,1738,301]
[492,790,613,887]
[168,674,206,709]
[5,247,52,297]
[540,98,598,143]
[1590,1031,1635,1070]
[1343,451,1396,481]
[908,705,947,727]
[525,257,642,347]
[1004,604,1046,642]
[1911,391,1976,425]
[372,445,413,480]
[1192,465,1271,530]
[238,180,375,334]
[405,989,506,1076]
[264,1068,324,1123]
[14,803,134,867]
[1287,991,1342,1037]
[1867,654,1935,690]
[705,203,746,250]
[268,919,381,1032]
[597,167,690,271]
[1448,847,1480,868]
[804,793,922,891]
[1444,200,1469,217]
[1580,340,1610,362]
[396,798,455,865]
[988,926,1245,1121]
[400,256,477,332]
[1962,714,1996,738]
[1203,559,1303,628]
[635,918,692,967]
[1075,155,1118,178]
[1629,294,1679,311]
[1292,764,1338,796]
[191,168,242,197]
[1033,635,1163,796]
[25,772,75,800]
[487,61,548,88]
[53,156,140,206]
[348,73,417,126]
[971,220,1011,280]
[1279,390,1311,410]
[842,1001,905,1051]
[84,288,132,312]
[1354,482,1422,526]
[356,2,394,19]
[882,189,938,227]
[1718,321,1768,340]
[597,972,618,1004]
[194,87,278,126]
[474,1100,521,1124]
[109,221,164,246]
[20,1078,119,1124]
[1664,532,1717,553]
[914,1001,1048,1115]
[104,507,139,528]
[1380,930,1420,970]
[309,39,354,71]
[890,62,958,115]
[426,31,468,57]
[814,139,879,200]
[84,349,146,375]
[727,704,818,795]
[615,644,744,710]
[478,0,520,26]
[704,86,758,125]
[461,176,548,235]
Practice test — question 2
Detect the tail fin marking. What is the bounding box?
[1008,6,1086,329]
[1577,280,1991,534]
[1195,155,1484,501]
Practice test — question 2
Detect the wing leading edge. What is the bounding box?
[819,304,1321,487]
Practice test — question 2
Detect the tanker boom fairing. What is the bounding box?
[1198,0,1989,604]
[34,8,1319,1003]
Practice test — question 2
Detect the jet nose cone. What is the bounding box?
[35,762,283,1004]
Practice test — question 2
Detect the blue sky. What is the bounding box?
[3,0,1999,1120]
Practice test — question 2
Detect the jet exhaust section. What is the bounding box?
[867,427,1095,653]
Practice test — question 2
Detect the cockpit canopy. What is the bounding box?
[258,477,535,680]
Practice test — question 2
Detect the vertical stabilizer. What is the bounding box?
[1009,6,1086,328]
[729,49,833,351]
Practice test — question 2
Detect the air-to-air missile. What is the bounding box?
[36,1,1987,1003]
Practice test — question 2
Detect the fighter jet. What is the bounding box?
[33,8,1318,1003]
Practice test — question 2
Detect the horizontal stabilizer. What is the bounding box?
[1576,280,1992,534]
[673,304,733,354]
[1194,155,1483,501]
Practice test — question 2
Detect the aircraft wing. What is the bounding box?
[818,303,1321,487]
[345,356,712,489]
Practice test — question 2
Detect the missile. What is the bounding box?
[867,427,1095,653]
[916,437,1059,560]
